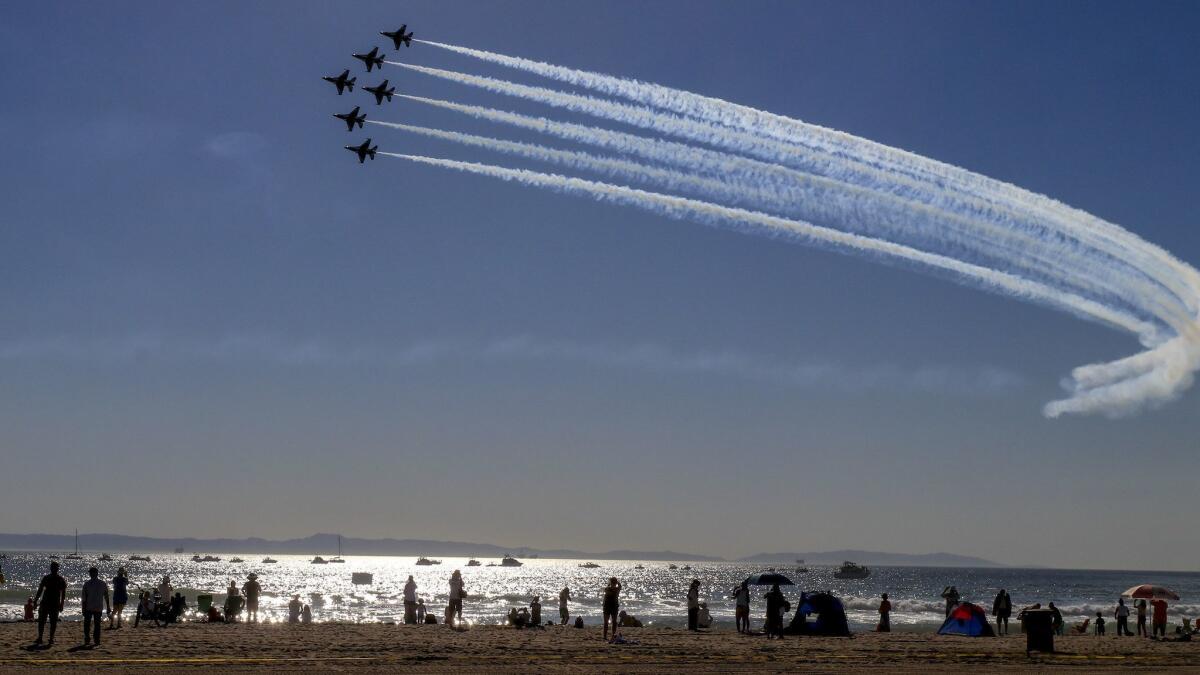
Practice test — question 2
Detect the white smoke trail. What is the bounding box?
[387,96,1180,332]
[388,62,1196,332]
[413,39,1200,316]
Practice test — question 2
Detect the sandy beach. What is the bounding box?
[2,621,1198,672]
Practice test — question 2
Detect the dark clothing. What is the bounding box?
[36,605,59,643]
[83,610,102,645]
[1117,616,1129,635]
[688,607,699,631]
[764,589,786,638]
[37,574,67,611]
[1137,614,1148,636]
[112,576,129,606]
[603,588,619,616]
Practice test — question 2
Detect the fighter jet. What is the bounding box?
[345,138,377,164]
[381,24,414,50]
[363,79,396,105]
[323,69,356,95]
[352,47,385,72]
[334,106,366,131]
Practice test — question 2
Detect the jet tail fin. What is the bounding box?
[347,77,356,91]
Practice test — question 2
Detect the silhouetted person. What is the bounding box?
[24,596,35,622]
[602,577,621,640]
[1049,602,1063,635]
[404,576,418,624]
[1151,598,1168,638]
[416,598,426,623]
[992,589,1012,635]
[877,593,892,632]
[157,576,173,604]
[764,583,787,639]
[81,567,110,646]
[1137,599,1148,636]
[733,581,750,633]
[559,586,571,625]
[448,570,465,627]
[530,596,541,626]
[301,604,313,624]
[1115,598,1131,636]
[168,592,187,624]
[288,595,302,623]
[942,586,960,617]
[687,579,701,631]
[697,602,713,629]
[33,560,66,646]
[109,567,128,629]
[1095,611,1106,635]
[242,573,261,623]
[618,610,643,627]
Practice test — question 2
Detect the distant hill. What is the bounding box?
[739,549,1004,567]
[0,532,721,562]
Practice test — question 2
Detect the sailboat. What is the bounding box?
[64,530,82,560]
[329,535,346,563]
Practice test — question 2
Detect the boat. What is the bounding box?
[128,555,151,562]
[668,564,678,570]
[466,559,481,567]
[64,529,83,560]
[795,559,808,574]
[833,561,871,579]
[311,556,329,565]
[579,562,601,569]
[682,565,692,571]
[329,535,346,563]
[634,565,645,570]
[262,557,278,564]
[415,557,441,566]
[98,553,113,562]
[229,557,244,563]
[191,554,203,562]
[500,555,523,567]
[203,555,221,562]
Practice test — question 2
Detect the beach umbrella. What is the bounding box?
[1121,584,1180,601]
[743,572,794,586]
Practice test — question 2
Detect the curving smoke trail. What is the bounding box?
[381,50,1200,417]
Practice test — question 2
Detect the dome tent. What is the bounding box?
[938,602,996,637]
[784,591,851,637]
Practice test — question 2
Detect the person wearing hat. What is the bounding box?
[288,594,302,623]
[242,573,262,623]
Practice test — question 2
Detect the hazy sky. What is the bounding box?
[1,0,1197,570]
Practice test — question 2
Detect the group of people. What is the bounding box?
[1095,596,1172,638]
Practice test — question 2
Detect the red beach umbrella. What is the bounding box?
[1121,584,1180,601]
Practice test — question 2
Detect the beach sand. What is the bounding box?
[2,621,1198,672]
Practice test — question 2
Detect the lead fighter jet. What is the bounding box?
[334,106,366,131]
[381,24,414,49]
[345,138,378,164]
[363,79,396,105]
[352,47,385,72]
[322,69,356,95]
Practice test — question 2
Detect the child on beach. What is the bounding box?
[1095,611,1106,635]
[416,599,426,624]
[877,593,892,632]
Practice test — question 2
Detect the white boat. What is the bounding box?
[500,555,523,567]
[466,559,481,567]
[229,557,244,563]
[579,562,601,569]
[329,535,346,563]
[833,561,871,579]
[262,557,278,564]
[98,553,113,562]
[64,530,83,560]
[415,556,441,566]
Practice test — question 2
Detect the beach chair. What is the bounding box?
[196,594,213,617]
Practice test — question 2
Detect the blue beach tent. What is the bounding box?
[938,602,996,637]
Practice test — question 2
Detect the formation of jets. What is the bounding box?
[326,22,415,163]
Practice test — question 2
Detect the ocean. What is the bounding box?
[1,553,1197,630]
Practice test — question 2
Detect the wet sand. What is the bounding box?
[2,621,1198,672]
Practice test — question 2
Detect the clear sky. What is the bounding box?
[1,0,1197,570]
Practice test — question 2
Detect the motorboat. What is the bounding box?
[500,555,523,567]
[634,565,645,570]
[98,553,113,562]
[203,555,221,562]
[311,556,329,565]
[579,562,601,569]
[833,561,871,579]
[192,555,203,563]
[229,557,244,563]
[262,557,278,564]
[682,565,692,571]
[668,564,678,570]
[466,559,481,567]
[415,557,441,566]
[128,555,151,562]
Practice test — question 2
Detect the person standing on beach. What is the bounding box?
[288,595,302,623]
[448,570,464,627]
[531,596,542,626]
[157,576,173,605]
[32,560,66,646]
[602,577,621,640]
[942,586,960,617]
[877,593,892,632]
[763,583,786,639]
[1151,598,1168,638]
[1136,599,1148,636]
[1115,598,1131,636]
[733,582,750,634]
[242,573,261,623]
[559,586,571,625]
[992,589,1012,635]
[403,576,418,624]
[109,567,128,629]
[416,598,427,623]
[687,579,701,631]
[80,567,111,647]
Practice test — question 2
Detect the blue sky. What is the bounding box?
[0,0,1197,569]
